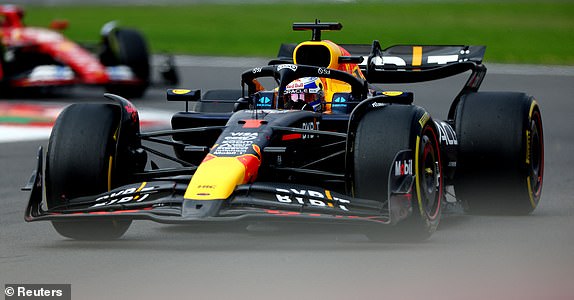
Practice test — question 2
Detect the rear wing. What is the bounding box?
[359,42,487,119]
[274,41,486,119]
[274,41,486,84]
[275,21,487,119]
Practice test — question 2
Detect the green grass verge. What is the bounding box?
[25,2,574,65]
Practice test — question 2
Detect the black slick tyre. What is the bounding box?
[46,103,131,240]
[353,104,443,241]
[454,92,544,215]
[103,28,150,98]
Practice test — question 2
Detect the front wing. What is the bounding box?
[24,149,411,226]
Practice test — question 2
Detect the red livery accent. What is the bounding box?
[236,154,261,183]
[281,133,302,141]
[242,119,264,128]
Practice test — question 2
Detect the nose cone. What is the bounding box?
[184,155,260,201]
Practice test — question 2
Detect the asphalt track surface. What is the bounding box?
[2,60,574,300]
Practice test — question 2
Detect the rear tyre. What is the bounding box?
[46,104,131,240]
[454,92,544,215]
[353,105,443,241]
[102,28,150,98]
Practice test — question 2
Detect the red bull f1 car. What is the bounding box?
[0,5,152,97]
[23,21,544,241]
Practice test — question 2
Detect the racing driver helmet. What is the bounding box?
[283,77,325,112]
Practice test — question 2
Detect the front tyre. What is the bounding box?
[46,104,131,240]
[352,105,443,241]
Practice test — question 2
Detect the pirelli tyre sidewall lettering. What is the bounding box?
[413,111,443,225]
[525,100,544,208]
[108,126,119,191]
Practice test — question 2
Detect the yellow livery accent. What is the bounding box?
[135,182,147,192]
[293,40,343,70]
[382,91,404,97]
[107,156,113,191]
[171,89,192,95]
[325,189,334,207]
[184,157,247,200]
[413,46,423,66]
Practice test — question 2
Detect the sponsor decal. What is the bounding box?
[358,53,461,67]
[434,121,458,146]
[389,150,415,195]
[252,67,262,73]
[277,64,298,72]
[332,96,347,105]
[274,188,350,211]
[358,55,406,67]
[257,96,272,107]
[245,109,291,114]
[371,102,386,108]
[286,81,304,89]
[331,96,348,112]
[213,132,259,156]
[284,88,306,95]
[301,120,320,139]
[197,185,216,189]
[91,184,157,208]
[394,159,413,176]
[428,55,459,65]
[318,68,331,75]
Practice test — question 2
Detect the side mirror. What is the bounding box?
[167,89,201,113]
[167,89,201,102]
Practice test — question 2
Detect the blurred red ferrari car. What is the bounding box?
[0,5,152,97]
